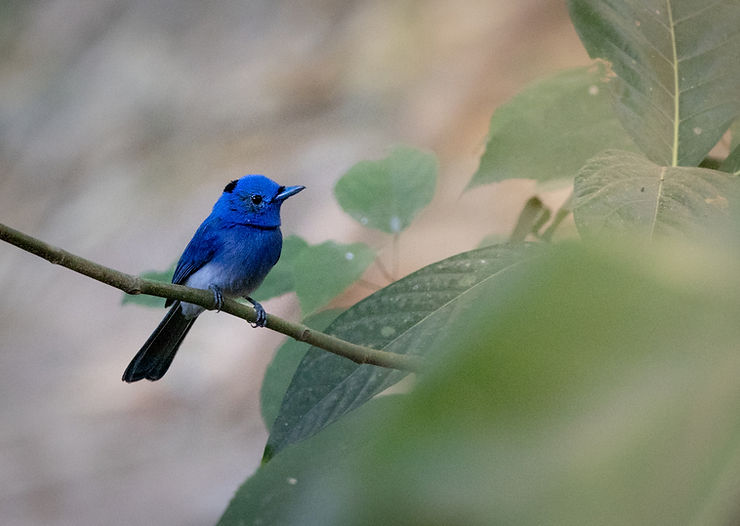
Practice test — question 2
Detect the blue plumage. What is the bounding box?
[123,175,304,382]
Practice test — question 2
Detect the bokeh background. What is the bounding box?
[0,1,587,524]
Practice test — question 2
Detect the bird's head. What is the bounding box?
[214,175,304,228]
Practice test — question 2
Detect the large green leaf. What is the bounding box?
[292,241,375,315]
[469,65,637,188]
[221,240,740,525]
[573,150,739,240]
[263,243,543,460]
[334,146,438,233]
[222,239,740,526]
[260,309,342,432]
[568,0,740,167]
[219,396,402,526]
[254,235,309,301]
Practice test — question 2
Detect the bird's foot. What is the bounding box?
[247,297,267,328]
[209,285,224,312]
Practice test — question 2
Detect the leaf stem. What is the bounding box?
[374,254,395,283]
[540,192,573,242]
[509,196,550,242]
[0,222,423,373]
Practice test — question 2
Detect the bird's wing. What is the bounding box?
[171,217,220,286]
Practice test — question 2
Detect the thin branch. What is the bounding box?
[0,222,423,373]
[392,232,400,279]
[373,254,395,283]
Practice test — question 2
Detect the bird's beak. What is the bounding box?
[274,185,305,202]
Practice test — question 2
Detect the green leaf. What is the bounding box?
[568,0,740,167]
[121,265,175,307]
[573,150,740,240]
[223,239,740,525]
[469,65,638,188]
[219,396,403,526]
[264,243,544,460]
[292,241,375,315]
[334,146,438,233]
[254,235,309,301]
[260,309,343,432]
[477,233,508,248]
[720,144,740,176]
[731,119,740,151]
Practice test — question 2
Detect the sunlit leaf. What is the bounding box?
[568,0,740,166]
[334,146,438,233]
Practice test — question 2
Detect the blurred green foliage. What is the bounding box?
[223,238,740,525]
[334,146,438,233]
[115,2,740,523]
[223,0,740,523]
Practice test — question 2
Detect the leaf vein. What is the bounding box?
[672,0,727,25]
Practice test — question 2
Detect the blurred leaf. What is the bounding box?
[568,0,740,166]
[699,156,724,171]
[224,239,740,526]
[121,265,175,307]
[573,150,740,240]
[219,396,402,526]
[731,119,740,151]
[720,144,740,176]
[255,236,309,301]
[292,241,375,315]
[264,243,544,460]
[334,146,438,233]
[477,233,508,248]
[469,65,637,188]
[260,309,343,432]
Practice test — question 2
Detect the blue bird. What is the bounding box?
[123,175,304,382]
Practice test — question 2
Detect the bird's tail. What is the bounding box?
[122,302,196,382]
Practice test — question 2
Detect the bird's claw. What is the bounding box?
[247,297,267,328]
[209,285,224,312]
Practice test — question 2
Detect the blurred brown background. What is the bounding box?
[0,1,587,524]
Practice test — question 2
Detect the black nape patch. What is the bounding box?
[223,180,238,193]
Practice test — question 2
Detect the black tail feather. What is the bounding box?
[122,302,197,382]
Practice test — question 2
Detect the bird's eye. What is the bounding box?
[251,194,263,205]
